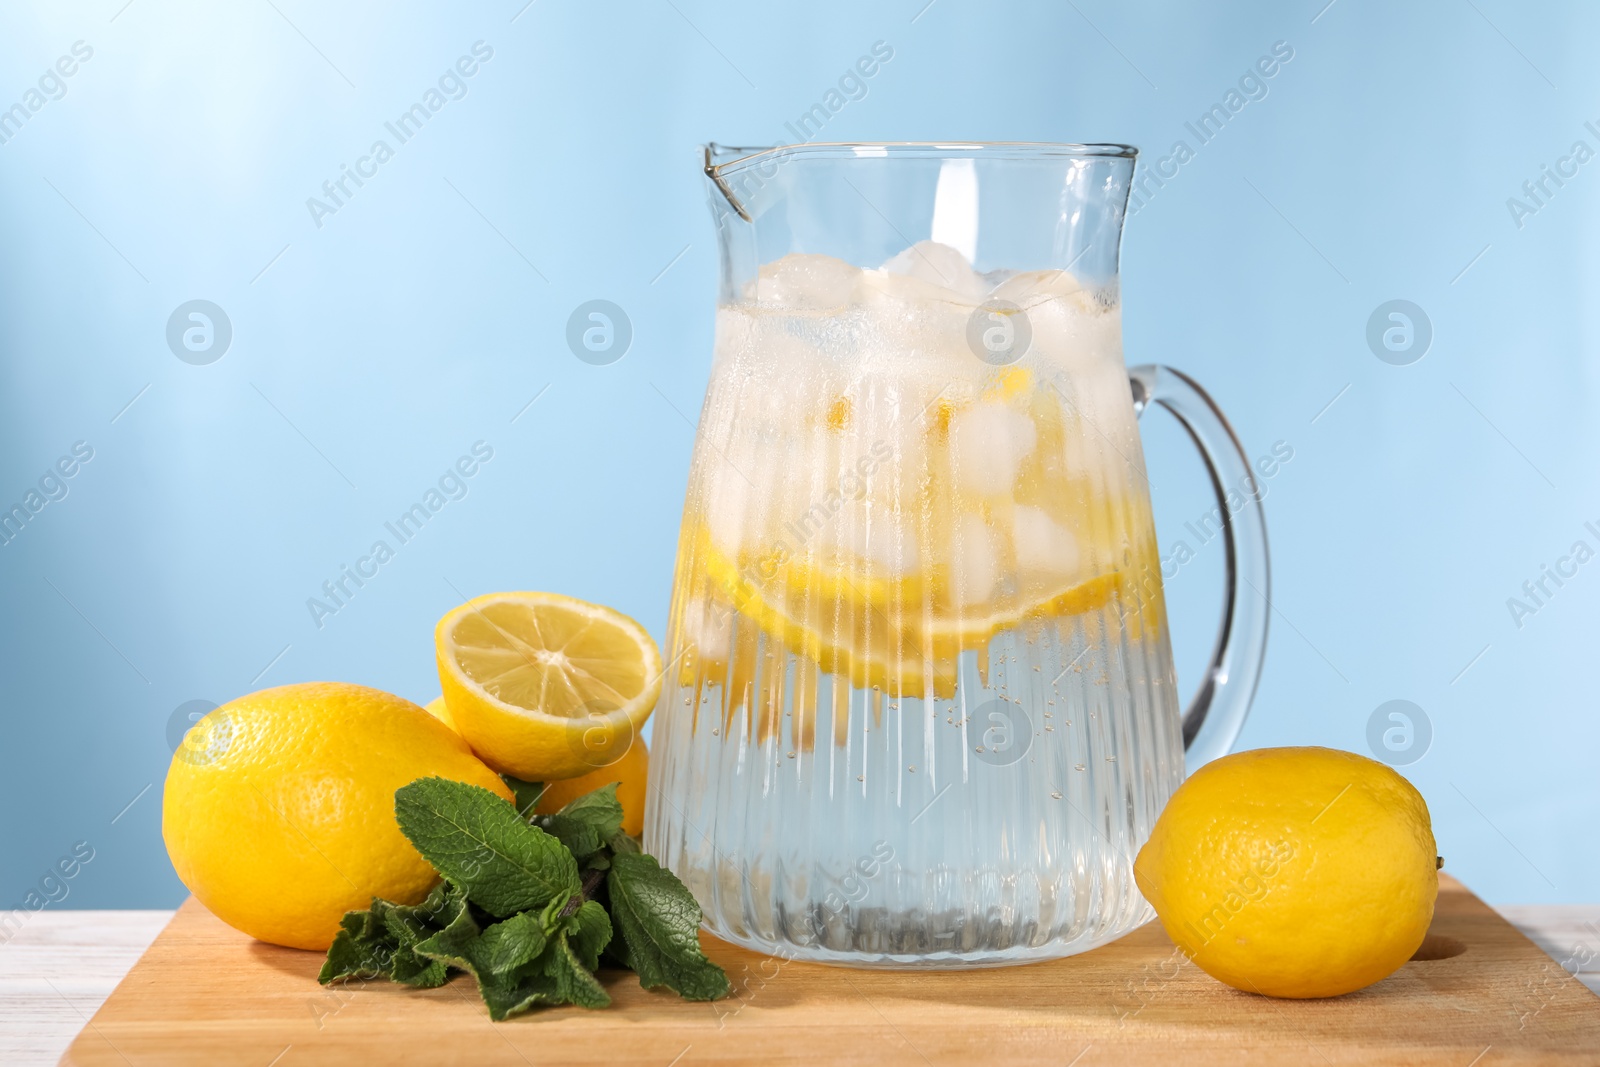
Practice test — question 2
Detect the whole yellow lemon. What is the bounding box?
[162,683,512,950]
[1133,746,1437,998]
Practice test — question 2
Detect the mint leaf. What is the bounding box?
[556,784,625,843]
[338,908,381,943]
[533,783,624,861]
[394,879,456,925]
[478,911,550,974]
[606,852,730,1001]
[381,883,469,988]
[376,902,448,987]
[463,928,609,1019]
[412,888,574,1018]
[423,879,610,1017]
[478,961,561,1021]
[564,899,612,971]
[319,909,393,983]
[501,775,545,820]
[536,814,603,860]
[411,890,483,973]
[545,934,611,1009]
[320,883,463,987]
[395,777,579,917]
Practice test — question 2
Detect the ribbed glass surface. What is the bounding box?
[645,251,1183,967]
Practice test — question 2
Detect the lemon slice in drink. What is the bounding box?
[435,592,663,781]
[695,529,1122,700]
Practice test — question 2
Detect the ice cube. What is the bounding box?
[996,274,1123,393]
[948,401,1038,495]
[749,253,861,309]
[1012,505,1081,578]
[807,495,920,578]
[952,515,999,604]
[857,514,921,577]
[1050,358,1138,443]
[879,240,990,303]
[806,500,925,583]
[863,429,927,512]
[703,456,755,554]
[686,594,732,654]
[987,269,1090,312]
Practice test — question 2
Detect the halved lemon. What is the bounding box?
[435,591,663,781]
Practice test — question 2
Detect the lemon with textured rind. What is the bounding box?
[162,683,512,951]
[435,591,662,782]
[1134,746,1437,999]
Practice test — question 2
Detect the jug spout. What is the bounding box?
[703,142,776,222]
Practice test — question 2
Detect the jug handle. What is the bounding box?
[1128,365,1271,772]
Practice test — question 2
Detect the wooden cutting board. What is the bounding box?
[61,873,1600,1065]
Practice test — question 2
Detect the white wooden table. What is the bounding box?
[3,907,1596,1067]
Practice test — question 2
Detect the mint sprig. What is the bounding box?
[318,774,729,1020]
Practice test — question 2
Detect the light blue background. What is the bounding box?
[1,0,1594,910]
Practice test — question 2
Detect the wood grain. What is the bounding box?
[60,875,1600,1066]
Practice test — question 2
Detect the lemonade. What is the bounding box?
[646,238,1186,965]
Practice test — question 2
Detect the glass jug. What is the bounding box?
[644,142,1270,968]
